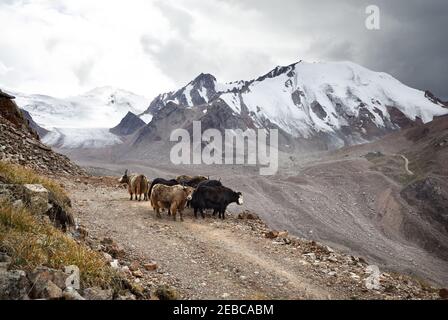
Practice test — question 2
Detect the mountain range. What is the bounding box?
[8,60,448,152]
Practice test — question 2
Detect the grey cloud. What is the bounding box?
[233,0,448,97]
[141,1,275,87]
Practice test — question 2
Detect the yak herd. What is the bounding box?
[119,170,244,221]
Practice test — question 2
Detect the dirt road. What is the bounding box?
[67,179,337,299]
[65,177,440,300]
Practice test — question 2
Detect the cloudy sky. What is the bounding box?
[0,0,447,99]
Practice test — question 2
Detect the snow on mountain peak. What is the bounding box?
[219,60,447,138]
[13,87,149,130]
[10,86,149,149]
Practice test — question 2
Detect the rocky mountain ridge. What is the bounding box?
[135,61,447,151]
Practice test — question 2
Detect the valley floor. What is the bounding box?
[64,177,440,300]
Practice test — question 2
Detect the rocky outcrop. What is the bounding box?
[0,89,39,140]
[0,183,74,232]
[21,109,49,139]
[110,111,146,136]
[0,116,85,176]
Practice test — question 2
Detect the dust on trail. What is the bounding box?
[67,179,342,300]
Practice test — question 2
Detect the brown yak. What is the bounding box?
[150,184,194,221]
[119,170,149,201]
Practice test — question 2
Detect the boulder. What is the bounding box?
[63,287,85,300]
[0,269,30,300]
[28,266,69,290]
[64,265,80,290]
[30,280,63,300]
[83,287,114,300]
[23,184,50,215]
[365,265,382,291]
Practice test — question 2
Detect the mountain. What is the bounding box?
[134,61,447,151]
[110,111,146,136]
[12,86,149,129]
[10,87,149,149]
[141,73,219,116]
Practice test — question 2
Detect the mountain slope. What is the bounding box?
[110,111,146,136]
[136,61,447,150]
[9,87,149,149]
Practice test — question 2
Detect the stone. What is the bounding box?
[132,269,144,278]
[121,266,132,275]
[110,260,120,269]
[101,238,125,259]
[83,287,114,300]
[50,270,69,290]
[439,288,448,300]
[144,262,158,271]
[365,265,382,290]
[30,280,63,300]
[63,287,85,300]
[64,265,80,290]
[28,266,76,291]
[0,253,12,269]
[154,285,179,300]
[238,210,259,220]
[265,230,279,239]
[277,231,289,238]
[129,261,140,272]
[23,184,49,215]
[103,252,113,263]
[304,253,316,261]
[116,292,137,300]
[0,269,30,300]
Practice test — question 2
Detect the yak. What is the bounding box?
[119,170,149,201]
[191,186,243,220]
[197,179,223,188]
[151,184,195,221]
[148,178,179,199]
[177,175,209,188]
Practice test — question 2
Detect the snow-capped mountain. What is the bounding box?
[141,73,219,116]
[135,60,447,149]
[13,86,149,129]
[10,86,149,148]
